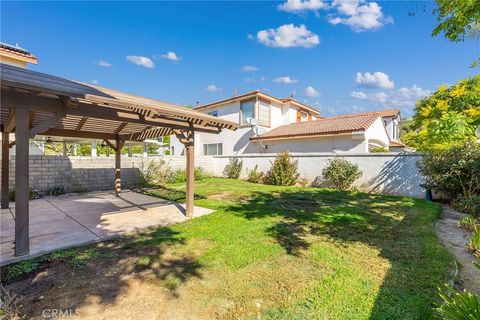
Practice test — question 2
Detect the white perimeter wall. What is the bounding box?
[1,153,424,198]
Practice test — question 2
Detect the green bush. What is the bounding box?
[8,188,38,201]
[418,142,480,204]
[266,151,299,186]
[452,195,480,218]
[247,165,264,183]
[467,226,480,256]
[138,158,172,186]
[322,158,363,191]
[370,147,389,153]
[458,215,480,232]
[169,167,211,183]
[434,284,480,319]
[223,158,243,179]
[49,186,65,196]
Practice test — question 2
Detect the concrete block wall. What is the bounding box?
[1,153,425,198]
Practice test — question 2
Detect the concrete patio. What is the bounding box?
[0,190,213,266]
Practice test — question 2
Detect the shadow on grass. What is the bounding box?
[223,188,451,319]
[0,226,204,318]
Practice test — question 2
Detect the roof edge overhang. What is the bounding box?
[250,130,365,142]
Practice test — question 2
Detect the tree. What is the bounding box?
[403,75,480,150]
[432,0,480,66]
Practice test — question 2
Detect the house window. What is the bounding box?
[301,112,308,122]
[203,143,223,155]
[258,101,270,126]
[208,110,218,117]
[241,99,255,125]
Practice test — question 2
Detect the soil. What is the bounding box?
[434,205,480,295]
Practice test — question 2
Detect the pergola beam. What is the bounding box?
[1,89,226,134]
[5,109,16,133]
[29,112,65,138]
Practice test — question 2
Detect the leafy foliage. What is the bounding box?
[467,226,480,256]
[418,142,480,206]
[434,284,480,319]
[403,75,480,150]
[370,147,389,153]
[247,165,265,183]
[322,157,363,191]
[458,215,480,232]
[138,158,172,186]
[452,195,480,218]
[266,151,299,186]
[432,0,480,67]
[169,167,211,183]
[223,158,243,179]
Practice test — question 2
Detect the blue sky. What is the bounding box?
[1,1,478,117]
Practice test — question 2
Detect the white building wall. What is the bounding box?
[245,135,366,154]
[365,118,390,150]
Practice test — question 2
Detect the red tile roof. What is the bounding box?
[194,90,320,115]
[377,109,400,117]
[251,112,381,141]
[0,43,38,64]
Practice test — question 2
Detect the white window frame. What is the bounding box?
[203,143,223,156]
[257,100,271,127]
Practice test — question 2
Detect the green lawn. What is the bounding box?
[143,178,453,319]
[2,178,452,319]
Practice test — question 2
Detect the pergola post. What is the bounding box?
[1,131,10,209]
[176,129,194,217]
[128,145,133,157]
[62,142,67,156]
[107,138,125,196]
[91,140,97,157]
[15,107,30,256]
[142,142,148,158]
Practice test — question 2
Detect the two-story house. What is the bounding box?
[378,109,405,151]
[170,90,395,156]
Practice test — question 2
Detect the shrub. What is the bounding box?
[247,165,264,183]
[322,158,363,191]
[266,151,299,186]
[49,186,65,196]
[370,147,389,153]
[434,284,480,319]
[223,158,243,179]
[138,158,171,186]
[418,141,480,202]
[452,195,480,218]
[458,216,480,232]
[169,167,211,183]
[467,226,480,256]
[8,188,39,201]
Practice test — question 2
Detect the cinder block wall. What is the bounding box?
[1,153,424,198]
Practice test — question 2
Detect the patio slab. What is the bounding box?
[0,190,213,266]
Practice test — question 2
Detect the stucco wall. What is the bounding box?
[1,153,424,198]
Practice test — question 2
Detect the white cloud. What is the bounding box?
[304,86,320,97]
[126,56,155,68]
[241,65,258,72]
[273,76,298,84]
[160,51,181,62]
[350,90,367,99]
[91,80,99,85]
[355,71,394,89]
[277,0,327,13]
[96,60,112,67]
[206,84,222,93]
[328,0,393,32]
[245,76,266,83]
[256,24,320,48]
[351,84,431,109]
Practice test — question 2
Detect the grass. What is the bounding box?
[0,178,452,319]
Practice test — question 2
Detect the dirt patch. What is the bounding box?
[434,205,480,295]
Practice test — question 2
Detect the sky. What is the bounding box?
[1,0,478,117]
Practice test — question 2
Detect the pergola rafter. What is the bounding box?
[0,63,238,257]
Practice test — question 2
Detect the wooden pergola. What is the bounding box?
[0,63,238,256]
